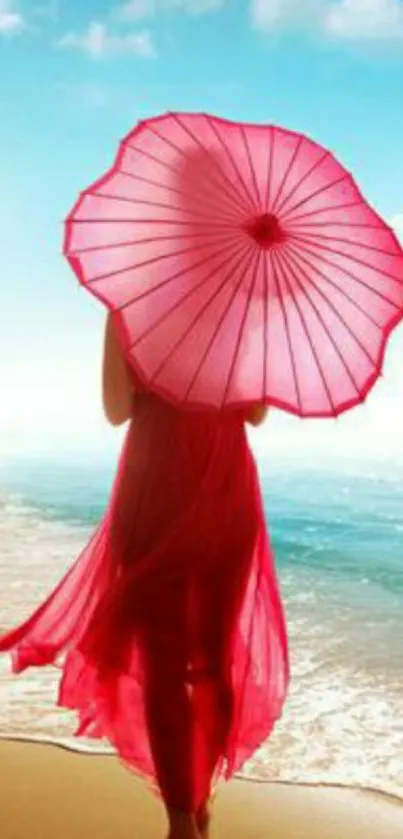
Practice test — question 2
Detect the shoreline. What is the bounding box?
[1,732,402,808]
[1,739,403,839]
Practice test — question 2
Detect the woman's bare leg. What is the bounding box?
[192,671,233,837]
[195,794,214,837]
[144,664,202,838]
[192,563,240,838]
[166,810,201,839]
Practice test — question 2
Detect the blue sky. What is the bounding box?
[1,0,403,468]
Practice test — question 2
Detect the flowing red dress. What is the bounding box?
[0,383,289,812]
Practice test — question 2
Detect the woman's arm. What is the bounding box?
[245,403,269,427]
[102,314,135,426]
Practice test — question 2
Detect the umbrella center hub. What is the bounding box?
[245,213,284,248]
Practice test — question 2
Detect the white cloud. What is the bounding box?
[117,0,154,18]
[250,0,321,32]
[0,0,24,34]
[251,0,403,41]
[324,0,403,40]
[116,0,223,21]
[57,21,156,59]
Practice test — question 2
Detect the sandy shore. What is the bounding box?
[1,739,402,838]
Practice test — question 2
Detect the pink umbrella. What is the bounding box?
[64,112,403,417]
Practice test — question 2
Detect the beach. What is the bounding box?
[1,739,403,839]
[1,459,403,799]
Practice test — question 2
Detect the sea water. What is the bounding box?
[0,456,402,799]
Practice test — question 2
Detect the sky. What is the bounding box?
[1,0,403,470]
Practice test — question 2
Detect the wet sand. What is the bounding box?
[1,739,402,838]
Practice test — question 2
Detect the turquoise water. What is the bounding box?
[3,459,403,597]
[0,456,402,797]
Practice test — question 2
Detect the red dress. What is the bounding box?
[0,385,289,812]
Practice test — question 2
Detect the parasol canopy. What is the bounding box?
[64,112,403,417]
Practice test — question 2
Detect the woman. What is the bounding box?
[0,313,289,839]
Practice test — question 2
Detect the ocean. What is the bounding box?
[0,454,402,800]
